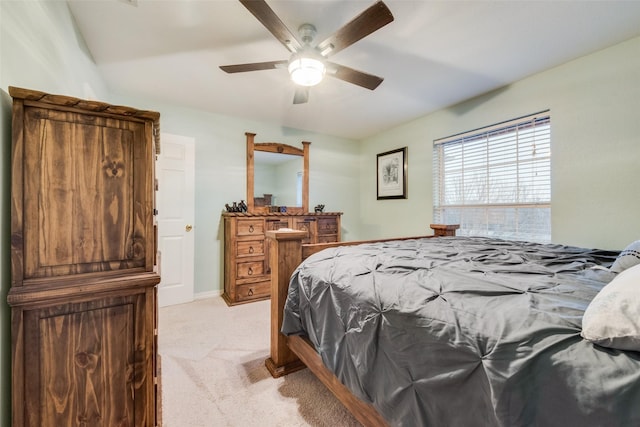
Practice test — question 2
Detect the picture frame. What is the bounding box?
[377,147,407,199]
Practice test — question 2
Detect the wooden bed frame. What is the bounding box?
[264,224,459,427]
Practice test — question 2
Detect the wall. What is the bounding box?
[274,157,302,207]
[359,36,640,251]
[109,94,361,296]
[253,162,276,203]
[0,1,110,424]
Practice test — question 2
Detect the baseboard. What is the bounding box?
[194,290,223,300]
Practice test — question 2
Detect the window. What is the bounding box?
[433,112,551,242]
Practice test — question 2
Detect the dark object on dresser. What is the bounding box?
[225,200,248,212]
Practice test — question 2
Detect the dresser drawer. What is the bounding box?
[318,217,338,235]
[236,260,265,278]
[266,218,290,230]
[223,212,341,306]
[291,218,314,244]
[236,281,270,302]
[236,240,264,257]
[237,219,264,236]
[317,234,338,244]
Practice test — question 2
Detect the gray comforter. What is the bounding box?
[281,236,640,427]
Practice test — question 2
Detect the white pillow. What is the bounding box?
[582,262,640,351]
[610,240,640,273]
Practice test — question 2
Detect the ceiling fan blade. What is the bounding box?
[220,60,287,73]
[326,62,384,90]
[293,87,309,104]
[316,1,394,57]
[239,0,302,53]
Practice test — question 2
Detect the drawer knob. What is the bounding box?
[248,267,253,276]
[249,246,254,254]
[248,288,254,296]
[249,225,254,233]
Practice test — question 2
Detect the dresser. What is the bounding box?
[7,87,161,426]
[222,212,342,305]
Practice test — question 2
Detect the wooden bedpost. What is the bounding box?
[430,224,460,237]
[265,229,307,378]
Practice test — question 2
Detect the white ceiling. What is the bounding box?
[67,0,640,140]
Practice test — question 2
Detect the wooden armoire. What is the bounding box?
[7,87,161,426]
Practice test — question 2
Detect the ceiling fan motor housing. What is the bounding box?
[298,23,317,45]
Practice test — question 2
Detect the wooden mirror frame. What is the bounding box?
[246,132,310,214]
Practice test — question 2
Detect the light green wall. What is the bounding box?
[360,36,640,251]
[108,94,362,296]
[253,162,277,203]
[0,1,110,424]
[0,1,109,99]
[274,157,302,207]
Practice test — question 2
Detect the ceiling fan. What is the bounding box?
[220,0,394,104]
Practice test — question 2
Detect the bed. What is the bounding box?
[264,228,640,426]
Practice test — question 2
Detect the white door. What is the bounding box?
[157,133,195,307]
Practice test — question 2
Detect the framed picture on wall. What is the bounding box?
[377,147,407,199]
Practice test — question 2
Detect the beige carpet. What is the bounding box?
[158,297,361,426]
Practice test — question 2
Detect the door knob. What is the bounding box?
[185,224,193,232]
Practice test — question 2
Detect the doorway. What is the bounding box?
[157,133,195,307]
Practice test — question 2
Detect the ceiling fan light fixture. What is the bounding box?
[288,56,326,87]
[221,0,395,103]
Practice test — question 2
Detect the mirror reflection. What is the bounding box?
[254,151,302,207]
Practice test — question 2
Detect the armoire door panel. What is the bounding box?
[22,108,151,279]
[36,119,133,266]
[39,304,135,426]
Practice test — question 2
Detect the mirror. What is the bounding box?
[254,151,302,207]
[246,132,309,213]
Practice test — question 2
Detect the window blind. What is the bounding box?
[433,113,551,242]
